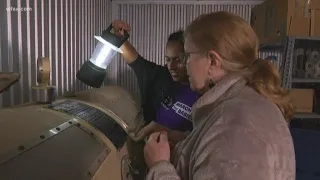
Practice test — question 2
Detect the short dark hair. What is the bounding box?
[167,30,184,45]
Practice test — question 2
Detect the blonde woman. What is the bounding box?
[143,11,296,180]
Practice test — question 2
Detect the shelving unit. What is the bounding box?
[294,113,320,119]
[259,36,320,123]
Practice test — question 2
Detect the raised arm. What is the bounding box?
[112,20,165,88]
[112,20,167,122]
[119,40,139,64]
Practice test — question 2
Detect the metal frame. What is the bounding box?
[280,36,320,89]
[282,37,296,89]
[0,118,111,179]
[271,36,320,120]
[0,120,73,164]
[45,99,130,149]
[85,143,111,179]
[111,0,264,5]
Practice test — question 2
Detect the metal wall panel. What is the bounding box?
[0,0,112,108]
[0,0,276,108]
[112,1,265,98]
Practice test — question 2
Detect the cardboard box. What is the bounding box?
[310,0,320,9]
[310,0,320,36]
[310,10,320,36]
[289,88,314,113]
[251,0,312,44]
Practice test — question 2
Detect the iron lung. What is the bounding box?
[0,85,145,180]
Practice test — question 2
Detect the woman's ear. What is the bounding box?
[207,50,222,69]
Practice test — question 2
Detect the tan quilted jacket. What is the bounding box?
[146,74,296,180]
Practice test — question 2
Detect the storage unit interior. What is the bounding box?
[252,0,320,179]
[1,0,320,180]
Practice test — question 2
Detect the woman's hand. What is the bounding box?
[112,20,131,37]
[135,121,169,141]
[144,132,171,168]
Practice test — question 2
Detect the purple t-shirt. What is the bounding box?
[156,83,199,132]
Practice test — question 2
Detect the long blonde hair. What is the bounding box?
[185,11,294,121]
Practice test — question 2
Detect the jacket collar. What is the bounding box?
[192,74,247,126]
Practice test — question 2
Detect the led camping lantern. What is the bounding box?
[76,24,130,88]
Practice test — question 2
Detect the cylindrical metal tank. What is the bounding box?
[0,85,145,180]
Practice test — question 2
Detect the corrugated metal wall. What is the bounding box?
[0,0,112,108]
[1,0,280,108]
[111,0,275,98]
